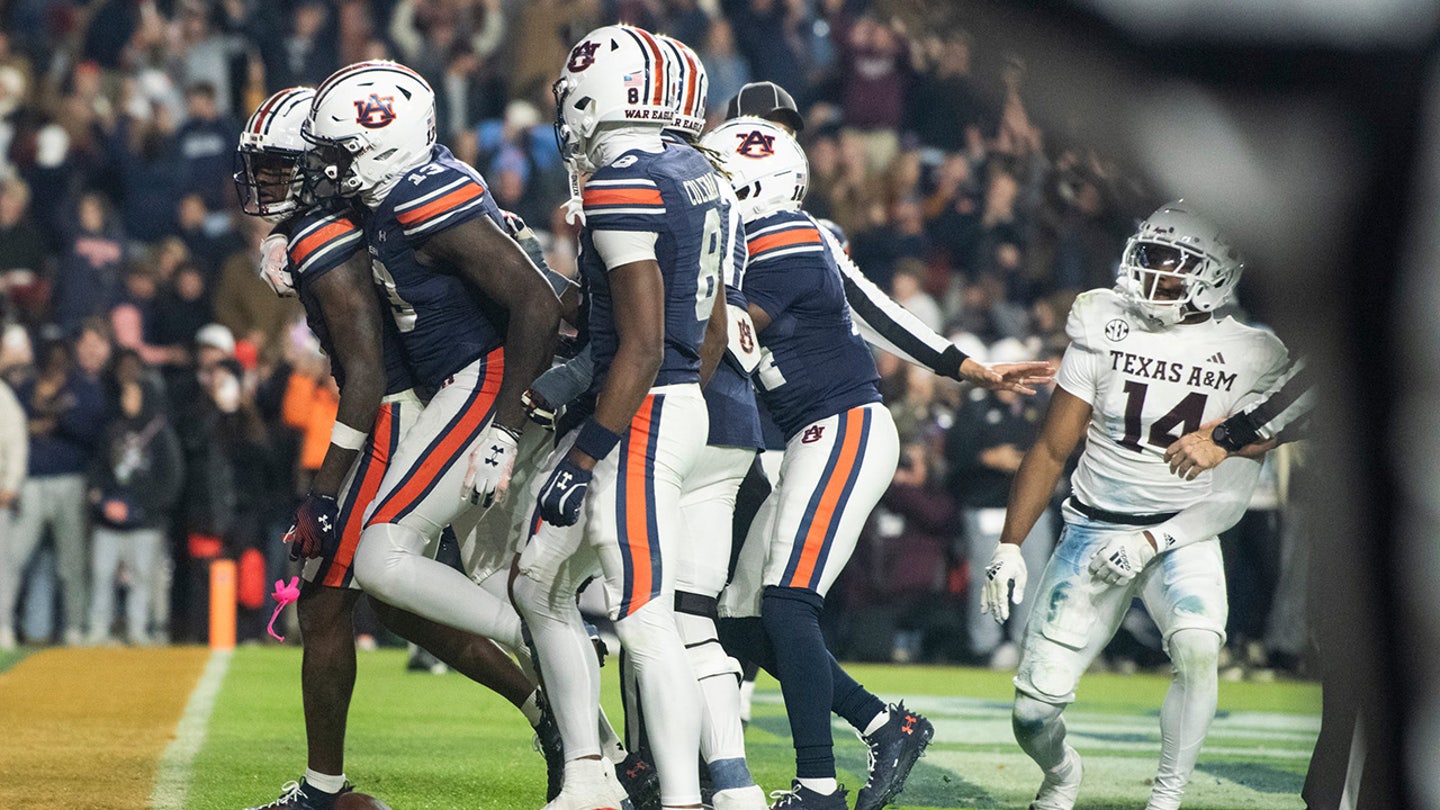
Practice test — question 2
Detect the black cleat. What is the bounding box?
[534,689,565,801]
[244,779,352,810]
[615,750,661,810]
[767,781,848,810]
[855,702,934,810]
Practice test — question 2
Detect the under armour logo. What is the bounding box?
[735,130,776,158]
[901,714,916,735]
[353,94,397,129]
[557,471,573,490]
[801,425,824,444]
[318,515,332,532]
[484,444,503,466]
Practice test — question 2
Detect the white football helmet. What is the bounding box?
[553,25,674,172]
[234,87,314,219]
[700,117,808,223]
[303,61,436,202]
[1117,200,1244,328]
[657,34,708,140]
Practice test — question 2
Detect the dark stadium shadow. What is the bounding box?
[1195,762,1305,796]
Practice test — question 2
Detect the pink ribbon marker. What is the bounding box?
[268,577,301,642]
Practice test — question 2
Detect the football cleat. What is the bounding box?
[533,690,565,801]
[1028,746,1082,810]
[712,785,767,810]
[615,750,661,810]
[767,781,848,810]
[855,702,934,810]
[244,779,352,810]
[541,764,634,810]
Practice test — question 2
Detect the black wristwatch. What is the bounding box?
[1211,421,1245,453]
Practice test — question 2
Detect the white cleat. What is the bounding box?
[1029,746,1082,810]
[713,785,768,810]
[542,766,634,810]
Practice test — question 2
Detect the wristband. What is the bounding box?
[938,344,967,379]
[574,419,623,461]
[330,421,368,451]
[1212,413,1260,453]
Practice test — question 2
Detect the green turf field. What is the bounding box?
[187,648,1319,810]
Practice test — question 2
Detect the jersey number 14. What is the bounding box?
[1118,381,1208,452]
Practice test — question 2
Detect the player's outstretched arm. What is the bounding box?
[420,215,562,433]
[981,387,1090,622]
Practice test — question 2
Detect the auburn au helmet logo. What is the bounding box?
[735,130,775,158]
[567,41,601,72]
[354,94,397,129]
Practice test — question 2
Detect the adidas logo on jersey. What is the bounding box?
[1205,352,1226,364]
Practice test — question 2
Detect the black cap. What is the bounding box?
[725,81,804,133]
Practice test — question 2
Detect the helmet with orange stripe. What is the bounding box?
[554,25,675,173]
[700,117,808,224]
[303,60,436,204]
[656,34,708,141]
[234,87,314,220]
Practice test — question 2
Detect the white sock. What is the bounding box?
[738,677,755,723]
[520,689,543,727]
[352,523,524,648]
[1154,630,1220,803]
[513,571,603,759]
[862,709,889,737]
[303,769,346,794]
[615,599,703,806]
[797,777,838,795]
[598,706,627,763]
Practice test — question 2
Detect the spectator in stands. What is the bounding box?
[152,261,213,352]
[833,14,909,172]
[0,367,29,650]
[889,260,945,334]
[945,338,1054,668]
[213,218,302,355]
[174,82,238,210]
[0,179,49,325]
[266,1,339,91]
[53,192,127,334]
[699,18,750,122]
[908,32,985,153]
[86,376,183,645]
[6,322,111,645]
[176,194,236,278]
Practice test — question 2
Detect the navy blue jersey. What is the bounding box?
[742,211,881,438]
[579,143,725,388]
[288,204,414,395]
[704,185,762,449]
[364,145,507,388]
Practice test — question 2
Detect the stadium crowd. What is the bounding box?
[0,0,1309,676]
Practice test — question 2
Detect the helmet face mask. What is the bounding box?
[1117,201,1243,328]
[233,87,316,219]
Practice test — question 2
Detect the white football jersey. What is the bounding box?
[1056,288,1290,515]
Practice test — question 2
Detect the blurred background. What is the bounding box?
[0,0,1434,803]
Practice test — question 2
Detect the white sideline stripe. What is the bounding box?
[149,649,233,810]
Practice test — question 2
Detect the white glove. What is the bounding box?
[461,424,520,507]
[1087,532,1157,586]
[258,233,295,297]
[981,543,1027,624]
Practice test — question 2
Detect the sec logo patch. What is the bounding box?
[1104,319,1130,342]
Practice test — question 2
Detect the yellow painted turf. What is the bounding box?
[0,647,210,810]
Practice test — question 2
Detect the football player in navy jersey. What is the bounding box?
[235,88,563,810]
[299,62,561,662]
[508,25,732,810]
[703,118,1049,810]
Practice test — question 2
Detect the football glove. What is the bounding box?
[981,543,1027,624]
[284,493,340,561]
[462,424,521,508]
[258,233,295,297]
[522,388,557,430]
[537,457,592,527]
[1088,532,1157,586]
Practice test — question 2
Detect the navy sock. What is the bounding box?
[831,654,886,732]
[718,616,777,671]
[762,586,834,779]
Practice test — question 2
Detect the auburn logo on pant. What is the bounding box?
[801,424,825,444]
[354,94,397,128]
